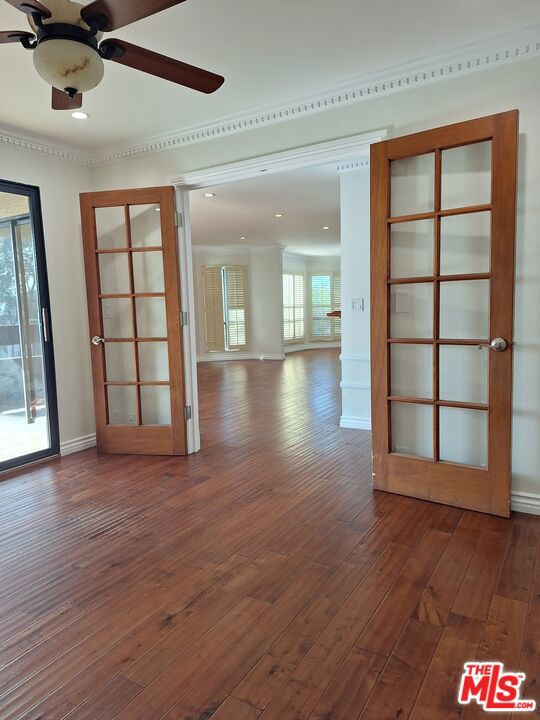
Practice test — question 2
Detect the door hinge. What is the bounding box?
[175,211,183,228]
[184,405,192,421]
[180,311,188,327]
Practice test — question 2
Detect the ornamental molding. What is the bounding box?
[1,23,538,167]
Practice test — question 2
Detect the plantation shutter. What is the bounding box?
[283,273,295,341]
[283,273,305,343]
[224,266,248,350]
[310,274,332,340]
[203,266,225,352]
[293,273,305,341]
[333,273,341,337]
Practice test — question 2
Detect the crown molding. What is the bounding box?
[97,23,540,167]
[0,126,93,166]
[1,23,539,168]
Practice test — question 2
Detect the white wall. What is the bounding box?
[0,145,95,454]
[193,246,284,361]
[250,248,284,359]
[339,168,371,430]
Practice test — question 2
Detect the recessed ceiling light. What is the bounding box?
[322,226,330,230]
[239,236,247,240]
[71,111,89,120]
[274,213,284,218]
[203,192,216,198]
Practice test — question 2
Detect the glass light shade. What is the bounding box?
[33,39,104,93]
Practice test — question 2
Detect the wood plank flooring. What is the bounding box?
[1,348,539,720]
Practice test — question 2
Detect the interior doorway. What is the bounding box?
[0,180,59,471]
[173,130,384,452]
[186,163,343,446]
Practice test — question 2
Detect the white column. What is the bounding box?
[339,162,371,430]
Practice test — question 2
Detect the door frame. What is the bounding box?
[169,129,387,453]
[0,179,60,473]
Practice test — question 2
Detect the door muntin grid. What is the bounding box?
[387,141,492,469]
[94,203,172,427]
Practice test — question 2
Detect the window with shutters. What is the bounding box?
[202,265,248,352]
[282,272,305,344]
[309,272,341,342]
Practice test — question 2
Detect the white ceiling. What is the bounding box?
[189,163,340,257]
[0,0,538,151]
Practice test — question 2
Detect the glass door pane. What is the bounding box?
[0,187,58,469]
[96,202,172,429]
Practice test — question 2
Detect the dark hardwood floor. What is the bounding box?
[0,348,539,720]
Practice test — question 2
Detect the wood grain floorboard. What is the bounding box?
[0,349,536,720]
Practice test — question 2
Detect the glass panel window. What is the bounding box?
[440,407,488,467]
[98,252,130,294]
[391,219,434,279]
[310,272,340,342]
[390,283,433,339]
[105,342,136,382]
[283,272,305,343]
[440,345,488,405]
[138,342,169,382]
[391,401,433,459]
[141,386,171,425]
[129,204,162,247]
[107,385,137,425]
[390,344,433,399]
[132,251,165,293]
[391,153,435,217]
[440,211,490,276]
[439,279,489,340]
[95,206,127,250]
[441,141,492,210]
[202,265,249,352]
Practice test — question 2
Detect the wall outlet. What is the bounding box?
[128,412,136,425]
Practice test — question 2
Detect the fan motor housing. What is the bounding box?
[32,23,104,93]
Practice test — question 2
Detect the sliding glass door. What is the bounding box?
[0,180,59,471]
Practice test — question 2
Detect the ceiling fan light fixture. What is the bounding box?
[33,38,104,93]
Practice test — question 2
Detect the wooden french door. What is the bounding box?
[80,187,187,455]
[370,111,518,517]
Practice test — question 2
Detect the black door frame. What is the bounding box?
[0,179,60,473]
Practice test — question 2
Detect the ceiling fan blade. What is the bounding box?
[52,87,83,110]
[0,29,34,43]
[100,39,225,94]
[4,0,51,17]
[81,0,187,32]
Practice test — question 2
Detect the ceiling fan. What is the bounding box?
[0,0,224,110]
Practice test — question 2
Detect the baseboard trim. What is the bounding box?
[285,342,341,354]
[511,491,540,516]
[60,433,97,456]
[340,416,372,430]
[197,352,285,363]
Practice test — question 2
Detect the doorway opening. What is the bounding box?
[187,162,343,442]
[0,180,59,472]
